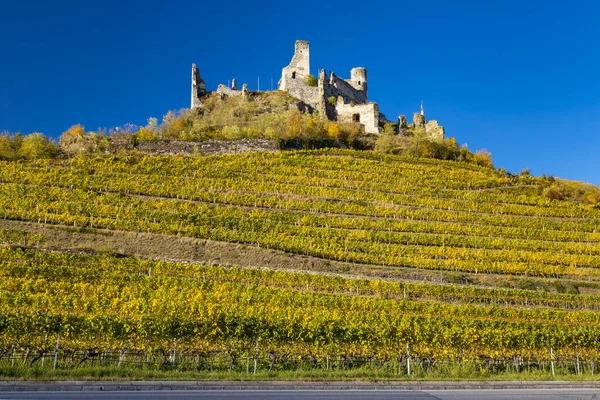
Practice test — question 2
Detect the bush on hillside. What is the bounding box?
[0,133,23,161]
[20,133,59,160]
[375,130,494,168]
[540,179,600,205]
[0,132,59,161]
[129,92,363,148]
[59,124,107,157]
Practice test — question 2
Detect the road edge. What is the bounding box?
[1,380,600,391]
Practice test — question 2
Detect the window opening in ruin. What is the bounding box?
[352,114,360,122]
[358,81,361,85]
[292,72,296,79]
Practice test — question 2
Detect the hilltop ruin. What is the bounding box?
[191,40,444,139]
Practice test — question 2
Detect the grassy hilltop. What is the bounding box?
[1,96,600,380]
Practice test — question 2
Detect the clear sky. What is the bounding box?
[1,0,598,184]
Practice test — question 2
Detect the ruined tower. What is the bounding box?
[191,63,207,109]
[278,40,310,91]
[277,40,378,133]
[413,112,426,129]
[350,67,368,99]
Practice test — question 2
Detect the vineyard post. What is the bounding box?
[550,347,555,377]
[406,343,411,376]
[576,351,580,375]
[118,343,130,368]
[172,340,177,367]
[253,338,259,375]
[246,342,251,374]
[136,225,140,255]
[41,330,48,368]
[53,323,63,370]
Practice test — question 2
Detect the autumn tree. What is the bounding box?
[20,133,59,160]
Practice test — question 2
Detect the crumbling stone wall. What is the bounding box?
[285,81,320,107]
[216,84,243,97]
[410,112,445,140]
[278,41,367,110]
[398,115,408,135]
[279,40,310,91]
[322,72,368,105]
[336,102,380,134]
[190,40,447,139]
[112,139,279,156]
[278,42,320,107]
[425,120,445,141]
[413,112,426,129]
[191,64,207,109]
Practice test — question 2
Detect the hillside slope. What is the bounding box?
[2,149,600,378]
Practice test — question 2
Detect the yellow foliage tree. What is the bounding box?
[21,133,59,160]
[136,127,155,141]
[63,124,85,137]
[473,149,494,168]
[324,121,341,139]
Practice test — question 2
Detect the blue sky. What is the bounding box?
[1,0,599,184]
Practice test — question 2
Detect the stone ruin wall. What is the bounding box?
[285,82,321,108]
[110,138,279,156]
[191,40,445,139]
[191,64,206,108]
[322,71,368,106]
[216,84,241,97]
[406,113,445,141]
[279,40,310,90]
[336,102,380,134]
[278,41,321,107]
[425,120,445,140]
[277,40,377,133]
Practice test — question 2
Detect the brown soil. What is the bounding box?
[2,219,598,295]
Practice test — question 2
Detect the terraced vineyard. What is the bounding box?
[1,149,600,377]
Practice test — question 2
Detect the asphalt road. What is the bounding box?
[1,390,600,400]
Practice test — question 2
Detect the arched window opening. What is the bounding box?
[352,113,360,122]
[292,72,296,79]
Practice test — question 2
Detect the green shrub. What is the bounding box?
[304,74,318,87]
[20,133,59,160]
[0,133,23,161]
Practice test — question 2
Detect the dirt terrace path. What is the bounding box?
[2,219,599,295]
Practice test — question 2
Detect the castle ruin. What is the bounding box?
[277,40,380,133]
[191,40,444,139]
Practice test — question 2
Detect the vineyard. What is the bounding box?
[1,149,600,378]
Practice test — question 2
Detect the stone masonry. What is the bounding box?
[278,41,378,133]
[425,120,445,141]
[190,40,444,139]
[191,64,207,108]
